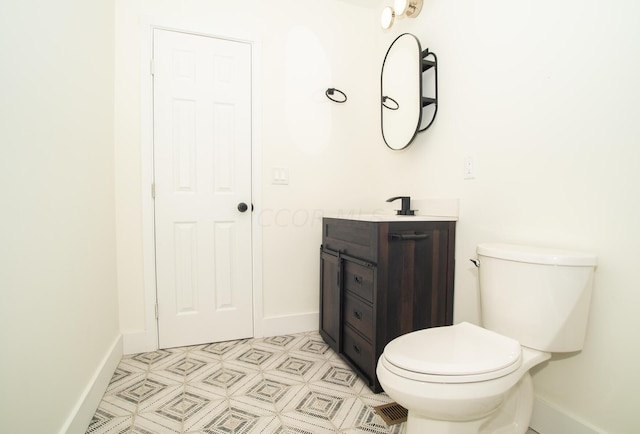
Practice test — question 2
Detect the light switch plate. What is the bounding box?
[464,157,476,179]
[272,168,289,185]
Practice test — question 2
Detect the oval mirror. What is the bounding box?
[381,33,422,150]
[380,33,422,150]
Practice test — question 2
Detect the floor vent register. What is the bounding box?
[374,402,408,426]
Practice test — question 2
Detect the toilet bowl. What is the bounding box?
[376,243,597,434]
[377,322,550,434]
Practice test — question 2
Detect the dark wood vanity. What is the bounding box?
[319,216,456,392]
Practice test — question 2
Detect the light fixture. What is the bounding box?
[380,0,423,30]
[395,0,423,18]
[380,6,395,30]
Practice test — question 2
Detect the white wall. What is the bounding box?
[375,1,640,433]
[0,1,120,433]
[114,0,639,432]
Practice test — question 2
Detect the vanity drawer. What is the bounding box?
[343,260,375,303]
[343,292,373,341]
[322,218,378,263]
[343,325,375,382]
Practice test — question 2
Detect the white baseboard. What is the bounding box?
[122,329,158,355]
[531,396,605,434]
[60,334,123,434]
[261,312,319,337]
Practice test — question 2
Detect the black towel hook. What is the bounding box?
[382,96,399,110]
[326,88,347,103]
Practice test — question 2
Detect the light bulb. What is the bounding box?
[394,0,409,16]
[380,6,395,30]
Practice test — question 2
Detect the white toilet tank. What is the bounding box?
[477,243,597,352]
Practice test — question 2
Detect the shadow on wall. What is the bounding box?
[285,25,332,156]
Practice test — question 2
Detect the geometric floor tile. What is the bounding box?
[262,335,296,347]
[200,340,248,357]
[87,331,407,433]
[85,408,118,432]
[202,406,261,433]
[275,356,316,377]
[108,367,132,385]
[297,338,331,357]
[165,358,208,377]
[320,365,359,388]
[201,368,247,390]
[235,348,275,367]
[116,378,167,404]
[87,330,544,433]
[93,330,567,433]
[130,349,174,366]
[295,390,343,421]
[356,405,401,433]
[129,427,156,434]
[156,391,210,422]
[246,378,291,404]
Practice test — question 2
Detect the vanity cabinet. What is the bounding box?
[319,217,456,392]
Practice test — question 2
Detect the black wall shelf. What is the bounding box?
[419,49,438,132]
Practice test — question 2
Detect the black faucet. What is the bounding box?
[386,196,415,215]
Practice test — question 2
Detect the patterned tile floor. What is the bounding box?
[87,331,404,433]
[87,330,540,434]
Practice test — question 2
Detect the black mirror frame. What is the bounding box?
[381,33,438,151]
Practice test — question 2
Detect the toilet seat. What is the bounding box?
[381,322,522,383]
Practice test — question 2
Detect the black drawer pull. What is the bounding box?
[353,344,361,354]
[389,232,430,241]
[353,310,362,320]
[354,275,363,284]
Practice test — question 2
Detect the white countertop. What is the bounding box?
[324,199,459,222]
[325,213,457,222]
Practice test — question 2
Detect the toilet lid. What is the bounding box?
[382,322,522,382]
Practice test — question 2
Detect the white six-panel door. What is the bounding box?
[153,29,253,349]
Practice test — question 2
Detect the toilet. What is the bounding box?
[376,243,597,434]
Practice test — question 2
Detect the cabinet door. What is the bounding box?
[319,249,341,351]
[379,222,455,346]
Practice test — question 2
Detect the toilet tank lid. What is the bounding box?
[477,243,597,267]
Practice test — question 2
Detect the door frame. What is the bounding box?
[138,17,263,353]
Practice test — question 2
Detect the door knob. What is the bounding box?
[237,202,248,212]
